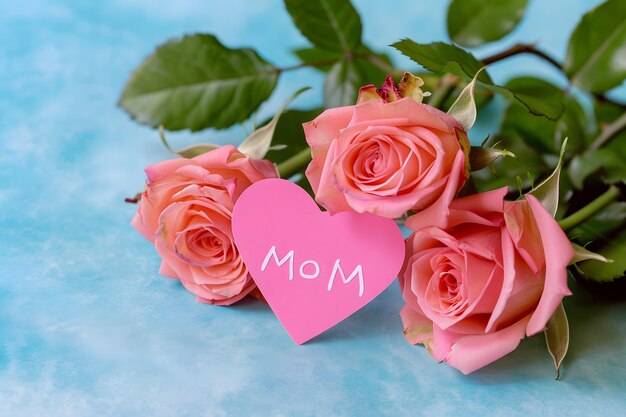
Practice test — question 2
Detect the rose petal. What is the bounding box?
[304,107,355,189]
[159,261,179,279]
[400,304,433,344]
[309,140,352,213]
[405,150,468,229]
[525,195,574,336]
[504,200,545,274]
[433,314,531,374]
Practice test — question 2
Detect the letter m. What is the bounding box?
[327,259,364,297]
[261,246,295,280]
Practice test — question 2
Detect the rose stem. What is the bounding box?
[480,43,626,110]
[276,148,312,179]
[589,111,626,150]
[481,43,562,71]
[558,186,621,232]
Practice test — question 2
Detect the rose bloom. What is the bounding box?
[304,74,470,219]
[399,187,574,374]
[132,145,277,305]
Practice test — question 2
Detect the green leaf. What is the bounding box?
[447,67,484,130]
[119,34,278,131]
[324,60,360,107]
[293,47,340,72]
[568,100,626,188]
[564,0,626,92]
[237,87,310,159]
[499,77,565,124]
[447,0,529,47]
[469,145,515,171]
[569,148,626,189]
[544,302,569,380]
[528,138,568,217]
[570,242,612,265]
[352,47,394,86]
[391,40,491,82]
[392,40,564,119]
[578,228,626,282]
[284,0,362,53]
[500,78,573,155]
[569,201,626,243]
[595,100,626,134]
[264,108,323,165]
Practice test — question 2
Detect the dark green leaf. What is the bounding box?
[120,34,278,131]
[568,100,626,188]
[500,78,566,154]
[391,40,491,82]
[284,0,362,53]
[500,78,588,154]
[447,0,529,47]
[564,0,626,92]
[352,47,394,86]
[595,100,626,132]
[569,201,626,243]
[324,60,359,107]
[544,302,569,380]
[392,40,564,119]
[578,228,626,282]
[263,108,323,165]
[569,148,626,189]
[501,100,559,154]
[594,100,626,148]
[501,77,565,125]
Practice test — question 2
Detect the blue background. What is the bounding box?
[1,1,625,416]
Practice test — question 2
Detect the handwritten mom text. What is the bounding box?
[261,245,365,297]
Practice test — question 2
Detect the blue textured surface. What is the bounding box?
[1,1,625,416]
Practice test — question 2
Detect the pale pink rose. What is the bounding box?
[399,187,574,374]
[131,145,277,305]
[303,86,470,219]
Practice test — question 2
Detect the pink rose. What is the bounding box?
[399,187,574,374]
[303,76,470,218]
[131,145,277,305]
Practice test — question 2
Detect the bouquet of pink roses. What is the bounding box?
[121,0,626,376]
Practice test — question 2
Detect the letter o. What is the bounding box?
[299,260,320,279]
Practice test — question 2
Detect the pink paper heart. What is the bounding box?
[232,178,405,344]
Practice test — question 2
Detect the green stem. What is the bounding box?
[276,148,312,179]
[558,186,621,231]
[158,125,176,154]
[427,74,458,110]
[590,111,626,150]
